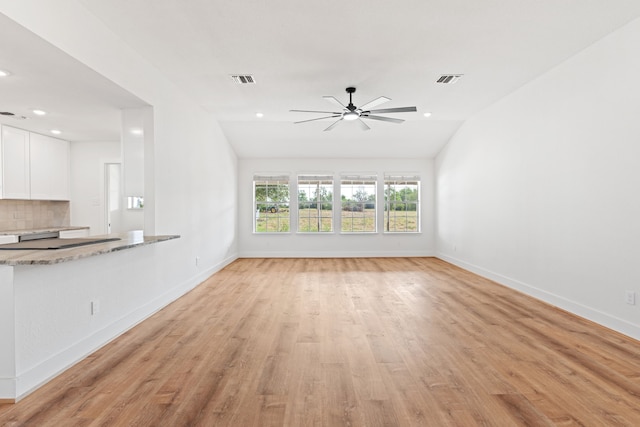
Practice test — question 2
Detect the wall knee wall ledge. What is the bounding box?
[1,251,239,402]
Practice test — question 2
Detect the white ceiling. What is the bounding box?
[0,13,148,142]
[3,1,640,157]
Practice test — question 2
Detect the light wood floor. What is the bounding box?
[2,258,640,426]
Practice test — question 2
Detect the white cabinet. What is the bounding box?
[30,133,70,200]
[0,125,70,201]
[1,126,31,199]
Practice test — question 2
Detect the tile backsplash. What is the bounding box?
[0,200,70,231]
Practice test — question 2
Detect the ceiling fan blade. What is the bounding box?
[366,106,417,114]
[362,115,404,124]
[356,119,370,131]
[323,96,347,109]
[294,115,341,124]
[290,109,342,114]
[323,119,343,131]
[359,96,391,111]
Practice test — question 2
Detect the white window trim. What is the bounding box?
[253,172,291,234]
[339,172,378,234]
[297,173,335,234]
[383,173,421,234]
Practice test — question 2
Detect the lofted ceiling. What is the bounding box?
[3,1,640,157]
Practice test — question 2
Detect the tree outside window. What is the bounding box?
[340,174,377,233]
[298,175,333,232]
[384,174,420,232]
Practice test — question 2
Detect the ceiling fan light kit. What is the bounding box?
[343,111,359,121]
[291,87,417,131]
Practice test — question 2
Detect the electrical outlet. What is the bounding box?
[625,291,636,305]
[195,256,200,267]
[91,300,101,315]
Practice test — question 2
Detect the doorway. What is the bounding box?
[105,163,122,234]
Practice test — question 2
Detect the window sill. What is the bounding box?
[383,232,422,235]
[339,232,378,235]
[296,232,334,235]
[252,232,292,235]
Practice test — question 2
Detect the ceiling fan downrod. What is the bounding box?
[346,87,356,111]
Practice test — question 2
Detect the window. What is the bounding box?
[384,174,420,233]
[298,175,333,232]
[253,174,290,233]
[126,196,144,209]
[340,174,377,233]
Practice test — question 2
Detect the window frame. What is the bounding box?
[383,174,421,233]
[253,173,291,234]
[297,174,334,234]
[339,173,378,234]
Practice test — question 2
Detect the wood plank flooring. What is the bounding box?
[1,257,640,426]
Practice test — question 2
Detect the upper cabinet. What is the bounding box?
[30,133,70,201]
[1,126,31,199]
[0,125,70,201]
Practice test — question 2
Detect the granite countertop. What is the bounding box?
[0,230,180,265]
[0,226,91,236]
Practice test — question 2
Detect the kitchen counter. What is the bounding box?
[0,230,179,265]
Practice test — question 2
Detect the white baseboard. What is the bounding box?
[191,252,238,284]
[238,251,435,258]
[13,253,239,401]
[437,252,640,341]
[0,378,15,401]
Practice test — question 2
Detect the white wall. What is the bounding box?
[436,17,640,339]
[10,242,183,398]
[0,1,238,399]
[239,158,435,257]
[70,140,120,235]
[0,0,238,274]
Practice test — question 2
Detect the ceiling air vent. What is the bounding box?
[230,74,256,84]
[436,74,463,84]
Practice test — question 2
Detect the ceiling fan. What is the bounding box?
[290,87,417,131]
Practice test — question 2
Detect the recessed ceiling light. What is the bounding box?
[423,112,432,118]
[32,109,47,116]
[256,112,264,118]
[130,128,143,136]
[51,129,62,135]
[0,69,11,77]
